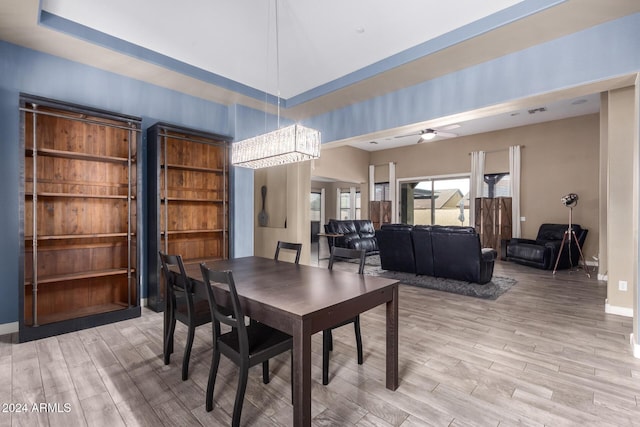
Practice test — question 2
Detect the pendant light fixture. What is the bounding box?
[231,0,321,169]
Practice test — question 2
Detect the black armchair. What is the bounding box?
[506,223,588,270]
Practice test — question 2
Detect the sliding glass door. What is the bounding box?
[400,176,470,226]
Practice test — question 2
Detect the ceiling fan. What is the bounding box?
[395,128,458,143]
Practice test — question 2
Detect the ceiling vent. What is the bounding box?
[528,107,547,114]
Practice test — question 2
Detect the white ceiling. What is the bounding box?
[41,0,523,99]
[2,0,639,151]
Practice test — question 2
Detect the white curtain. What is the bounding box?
[469,151,485,227]
[389,162,396,223]
[509,145,522,237]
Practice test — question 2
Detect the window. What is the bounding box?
[482,173,511,198]
[400,177,470,226]
[310,192,321,221]
[374,182,390,201]
[339,188,361,220]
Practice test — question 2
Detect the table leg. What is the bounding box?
[386,284,399,390]
[292,320,312,426]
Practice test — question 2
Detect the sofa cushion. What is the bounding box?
[354,220,375,238]
[326,219,379,254]
[328,219,357,235]
[508,242,547,260]
[411,226,435,276]
[431,228,483,282]
[535,223,581,243]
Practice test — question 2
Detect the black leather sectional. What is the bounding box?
[377,224,497,284]
[324,219,379,254]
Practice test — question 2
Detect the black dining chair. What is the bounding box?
[274,241,302,264]
[323,246,367,385]
[160,252,212,381]
[199,263,293,427]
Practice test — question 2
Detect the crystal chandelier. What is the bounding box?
[232,124,320,169]
[231,0,321,169]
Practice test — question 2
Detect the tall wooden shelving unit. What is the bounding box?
[474,197,512,252]
[19,95,141,342]
[370,201,392,230]
[147,123,231,312]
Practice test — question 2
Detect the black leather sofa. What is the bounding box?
[324,219,379,254]
[378,224,497,284]
[506,223,588,270]
[376,224,416,273]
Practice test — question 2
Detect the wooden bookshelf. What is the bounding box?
[147,123,231,312]
[19,95,141,342]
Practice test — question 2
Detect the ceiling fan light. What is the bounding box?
[420,131,437,141]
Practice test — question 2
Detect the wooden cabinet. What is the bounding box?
[20,95,141,342]
[474,197,512,251]
[370,201,392,229]
[147,123,230,312]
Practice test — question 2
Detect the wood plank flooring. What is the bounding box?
[2,260,640,426]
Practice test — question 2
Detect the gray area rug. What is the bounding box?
[349,255,516,300]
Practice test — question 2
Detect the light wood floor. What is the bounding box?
[2,260,640,426]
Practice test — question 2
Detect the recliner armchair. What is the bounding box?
[506,223,588,270]
[428,226,497,284]
[324,219,379,254]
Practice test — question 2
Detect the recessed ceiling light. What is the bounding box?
[571,99,588,105]
[355,27,365,34]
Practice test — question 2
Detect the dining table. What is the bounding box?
[176,255,399,427]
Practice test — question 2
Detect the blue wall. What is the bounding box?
[308,12,640,143]
[0,41,233,325]
[1,11,639,328]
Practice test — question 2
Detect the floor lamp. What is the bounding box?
[552,193,590,277]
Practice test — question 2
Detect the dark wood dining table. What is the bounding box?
[177,256,399,426]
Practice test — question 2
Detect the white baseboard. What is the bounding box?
[598,273,608,281]
[631,334,640,359]
[0,322,18,336]
[605,299,633,317]
[141,297,148,308]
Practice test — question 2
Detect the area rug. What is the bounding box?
[346,255,516,300]
[367,268,516,300]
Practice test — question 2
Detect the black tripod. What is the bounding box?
[552,204,590,277]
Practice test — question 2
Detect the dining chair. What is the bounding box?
[323,246,367,385]
[160,252,212,381]
[199,263,293,427]
[274,241,302,264]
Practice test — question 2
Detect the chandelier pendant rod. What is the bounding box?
[275,0,281,129]
[230,0,321,169]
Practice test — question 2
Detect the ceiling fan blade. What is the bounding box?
[436,131,458,138]
[394,132,420,138]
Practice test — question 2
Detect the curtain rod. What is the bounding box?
[468,145,525,155]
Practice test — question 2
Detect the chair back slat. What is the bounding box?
[329,247,366,274]
[159,252,190,292]
[274,241,302,264]
[200,264,248,346]
[159,252,197,320]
